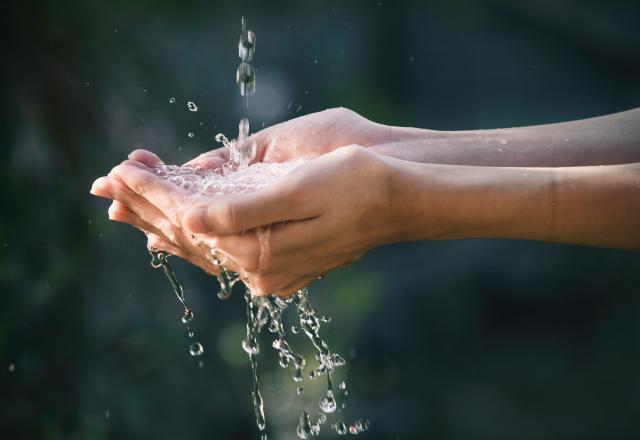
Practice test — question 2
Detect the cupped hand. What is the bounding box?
[181,145,400,297]
[90,150,221,275]
[186,107,395,168]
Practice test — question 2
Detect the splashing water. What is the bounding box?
[148,149,369,438]
[143,16,369,439]
[148,250,204,358]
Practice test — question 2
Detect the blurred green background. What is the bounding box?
[2,0,640,438]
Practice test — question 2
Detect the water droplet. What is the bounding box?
[239,28,256,62]
[105,409,110,419]
[317,413,327,424]
[8,364,15,373]
[181,308,194,324]
[169,97,176,103]
[319,390,337,413]
[339,381,346,391]
[242,338,260,355]
[236,62,256,96]
[291,325,299,334]
[333,422,347,435]
[297,411,316,439]
[296,104,302,112]
[188,331,194,338]
[189,342,204,356]
[188,132,195,138]
[187,101,198,112]
[198,360,204,368]
[296,387,304,395]
[218,288,232,300]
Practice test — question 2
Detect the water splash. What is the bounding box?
[145,15,368,439]
[148,250,204,358]
[149,155,369,437]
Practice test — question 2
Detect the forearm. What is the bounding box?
[388,159,640,249]
[371,108,640,167]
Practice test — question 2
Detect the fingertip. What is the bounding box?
[107,201,131,221]
[184,147,229,167]
[128,149,164,167]
[90,177,112,198]
[146,233,162,249]
[192,157,225,170]
[111,162,155,194]
[183,206,209,233]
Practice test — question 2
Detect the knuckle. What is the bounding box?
[336,144,365,159]
[329,106,355,119]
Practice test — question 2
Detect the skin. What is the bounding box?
[91,107,640,297]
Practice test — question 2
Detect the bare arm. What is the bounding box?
[372,108,640,167]
[391,160,640,249]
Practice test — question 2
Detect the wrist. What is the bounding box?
[383,159,497,243]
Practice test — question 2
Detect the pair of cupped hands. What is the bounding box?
[91,108,413,297]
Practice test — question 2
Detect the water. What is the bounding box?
[148,250,204,358]
[239,17,256,62]
[296,411,320,438]
[148,159,370,436]
[189,342,204,356]
[144,16,369,439]
[236,16,256,99]
[236,62,256,97]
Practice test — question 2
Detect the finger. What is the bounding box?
[108,200,174,243]
[107,174,181,243]
[147,233,186,259]
[245,272,314,298]
[184,147,229,169]
[183,181,317,235]
[90,176,113,199]
[128,149,164,168]
[111,162,189,225]
[210,231,260,269]
[107,200,134,221]
[272,276,317,299]
[212,218,321,265]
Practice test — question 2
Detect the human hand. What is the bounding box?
[186,107,396,168]
[90,150,220,275]
[180,145,402,297]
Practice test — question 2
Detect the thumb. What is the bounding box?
[183,183,314,235]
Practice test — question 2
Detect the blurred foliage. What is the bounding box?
[2,0,640,438]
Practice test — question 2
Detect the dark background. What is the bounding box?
[2,0,640,438]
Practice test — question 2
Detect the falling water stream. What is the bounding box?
[146,17,368,438]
